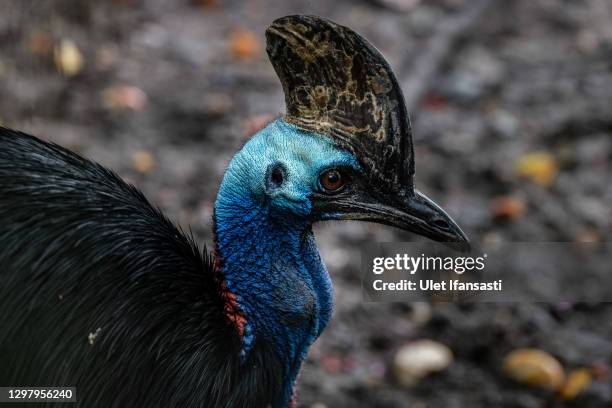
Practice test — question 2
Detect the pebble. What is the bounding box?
[559,368,591,400]
[54,39,84,77]
[131,151,156,174]
[503,348,565,390]
[393,340,453,387]
[490,110,520,139]
[103,85,148,111]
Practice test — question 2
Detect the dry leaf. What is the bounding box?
[503,348,565,390]
[229,28,260,61]
[103,85,148,111]
[192,0,218,8]
[132,151,155,174]
[559,369,591,400]
[54,39,84,77]
[515,152,558,186]
[590,362,610,381]
[491,196,526,221]
[28,31,54,55]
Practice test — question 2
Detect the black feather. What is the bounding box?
[0,127,283,408]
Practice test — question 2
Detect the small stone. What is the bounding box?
[576,30,600,54]
[54,39,84,77]
[131,151,155,174]
[515,152,558,187]
[560,368,592,400]
[103,85,148,111]
[393,339,453,387]
[490,110,519,139]
[96,45,119,70]
[503,348,565,390]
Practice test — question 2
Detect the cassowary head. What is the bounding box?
[212,15,469,406]
[220,15,467,245]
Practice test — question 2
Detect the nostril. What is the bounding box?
[433,219,449,230]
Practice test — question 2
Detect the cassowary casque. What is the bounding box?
[0,15,467,408]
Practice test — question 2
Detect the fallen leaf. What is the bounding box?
[28,31,54,55]
[192,0,219,8]
[491,196,526,220]
[54,39,84,77]
[131,151,155,174]
[229,28,260,61]
[421,92,448,111]
[321,354,343,374]
[590,361,610,381]
[515,152,558,186]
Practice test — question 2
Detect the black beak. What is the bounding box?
[313,187,470,251]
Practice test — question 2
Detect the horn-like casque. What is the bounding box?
[266,15,414,191]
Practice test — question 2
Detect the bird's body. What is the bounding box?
[0,127,285,407]
[0,15,468,408]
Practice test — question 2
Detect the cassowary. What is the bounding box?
[0,15,467,408]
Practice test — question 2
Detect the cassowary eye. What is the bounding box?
[319,169,345,192]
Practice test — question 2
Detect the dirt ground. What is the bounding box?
[0,0,611,406]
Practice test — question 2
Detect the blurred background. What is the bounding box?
[0,0,611,406]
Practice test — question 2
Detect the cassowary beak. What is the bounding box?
[364,190,469,249]
[314,187,470,250]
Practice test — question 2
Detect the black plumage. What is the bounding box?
[0,128,283,408]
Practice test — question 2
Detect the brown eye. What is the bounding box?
[320,169,345,192]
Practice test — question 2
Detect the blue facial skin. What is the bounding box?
[214,118,360,407]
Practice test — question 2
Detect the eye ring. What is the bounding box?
[319,168,346,193]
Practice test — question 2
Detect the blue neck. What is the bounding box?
[214,184,333,406]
